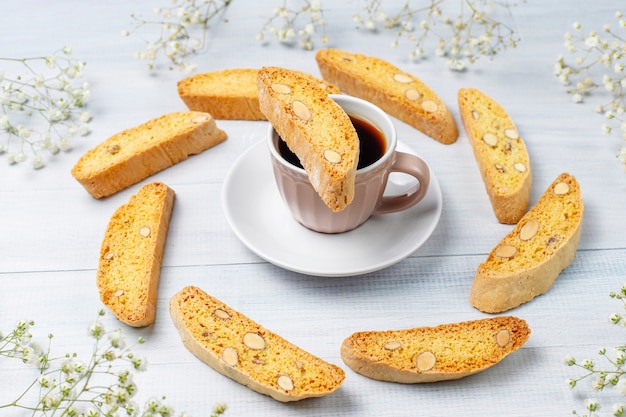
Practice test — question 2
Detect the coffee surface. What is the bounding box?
[278,115,386,170]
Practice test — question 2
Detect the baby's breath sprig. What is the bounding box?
[554,12,626,172]
[123,0,233,73]
[352,0,521,71]
[565,284,626,417]
[257,0,329,51]
[0,46,91,169]
[0,310,227,417]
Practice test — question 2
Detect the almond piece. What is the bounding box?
[495,244,517,259]
[323,149,342,164]
[404,88,421,101]
[191,115,208,124]
[107,144,120,155]
[213,308,231,320]
[553,182,570,195]
[222,347,238,366]
[416,351,436,372]
[292,100,311,122]
[519,219,539,241]
[384,341,402,351]
[270,82,292,94]
[277,374,294,391]
[482,133,498,147]
[495,163,505,173]
[114,289,124,297]
[495,329,511,347]
[243,332,265,350]
[504,128,519,139]
[421,100,438,113]
[138,226,151,238]
[471,110,480,120]
[513,162,526,172]
[393,73,413,83]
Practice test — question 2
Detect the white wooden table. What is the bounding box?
[2,1,626,416]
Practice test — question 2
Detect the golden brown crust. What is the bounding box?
[341,316,530,383]
[71,111,227,198]
[97,182,175,327]
[257,66,359,212]
[177,68,340,120]
[458,87,532,224]
[169,286,345,402]
[315,48,458,144]
[470,173,583,313]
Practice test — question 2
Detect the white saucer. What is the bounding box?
[221,140,442,277]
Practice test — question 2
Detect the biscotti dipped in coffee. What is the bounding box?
[315,48,458,144]
[97,182,175,327]
[178,68,340,120]
[257,66,359,212]
[341,316,530,383]
[169,286,346,402]
[471,173,583,313]
[458,87,532,224]
[72,111,227,198]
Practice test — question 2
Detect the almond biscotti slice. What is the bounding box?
[257,66,359,212]
[72,111,227,198]
[178,68,340,120]
[471,173,583,313]
[97,182,175,327]
[458,87,532,224]
[315,48,458,144]
[341,316,530,383]
[169,286,346,402]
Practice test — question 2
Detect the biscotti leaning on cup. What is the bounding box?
[169,286,346,402]
[257,66,359,212]
[471,173,583,313]
[458,87,532,224]
[315,48,458,145]
[71,111,227,198]
[97,182,175,327]
[178,68,340,120]
[341,316,530,383]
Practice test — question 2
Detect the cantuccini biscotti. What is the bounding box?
[178,68,340,120]
[315,48,458,144]
[470,173,583,313]
[458,87,532,224]
[341,316,530,383]
[72,111,227,198]
[257,66,359,212]
[169,286,346,402]
[97,182,175,327]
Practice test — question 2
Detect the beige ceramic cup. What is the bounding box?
[268,94,430,233]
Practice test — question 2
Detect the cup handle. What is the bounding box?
[373,151,430,215]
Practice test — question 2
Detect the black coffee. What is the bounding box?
[278,115,386,170]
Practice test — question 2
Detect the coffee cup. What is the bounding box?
[267,94,430,233]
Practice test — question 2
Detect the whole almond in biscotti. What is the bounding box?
[177,68,340,120]
[341,316,530,383]
[470,173,583,313]
[72,111,227,198]
[257,66,359,212]
[97,182,175,327]
[458,87,532,224]
[315,48,458,145]
[169,286,345,402]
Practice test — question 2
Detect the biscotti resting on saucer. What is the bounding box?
[257,66,359,212]
[72,111,227,198]
[97,182,175,327]
[315,48,458,144]
[458,87,532,224]
[169,286,346,402]
[341,316,530,383]
[178,68,340,120]
[471,173,583,313]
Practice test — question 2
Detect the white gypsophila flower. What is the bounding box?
[614,402,625,415]
[131,355,148,371]
[564,355,576,365]
[573,93,584,103]
[88,320,105,339]
[617,378,626,395]
[108,329,126,349]
[31,155,44,169]
[585,398,600,411]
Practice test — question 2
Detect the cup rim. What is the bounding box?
[267,94,397,175]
